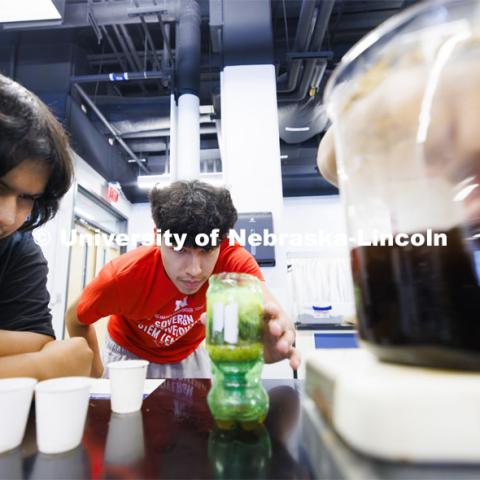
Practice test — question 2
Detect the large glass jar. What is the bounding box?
[206,273,269,429]
[325,0,480,369]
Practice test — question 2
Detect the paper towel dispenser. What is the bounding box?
[233,212,275,267]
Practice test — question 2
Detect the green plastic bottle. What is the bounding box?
[206,273,269,429]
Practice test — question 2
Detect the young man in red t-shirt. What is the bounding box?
[67,180,299,378]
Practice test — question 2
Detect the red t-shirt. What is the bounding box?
[77,240,264,363]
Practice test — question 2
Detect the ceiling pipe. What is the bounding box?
[154,0,175,68]
[119,24,144,71]
[309,0,336,55]
[175,0,201,98]
[277,0,317,94]
[73,83,149,174]
[111,24,137,71]
[172,0,201,180]
[100,25,129,71]
[161,23,171,87]
[278,59,326,103]
[133,0,162,70]
[278,0,335,102]
[111,24,149,94]
[71,71,169,83]
[121,125,217,139]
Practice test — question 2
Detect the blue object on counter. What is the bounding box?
[312,305,332,311]
[314,333,358,349]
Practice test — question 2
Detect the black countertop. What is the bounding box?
[3,378,480,479]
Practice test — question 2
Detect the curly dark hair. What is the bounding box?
[0,74,73,231]
[150,180,238,249]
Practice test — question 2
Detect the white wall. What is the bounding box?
[33,184,75,338]
[283,196,347,251]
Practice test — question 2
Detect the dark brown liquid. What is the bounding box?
[351,227,480,369]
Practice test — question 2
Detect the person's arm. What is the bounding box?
[66,299,104,378]
[0,330,53,356]
[0,337,93,380]
[260,283,300,370]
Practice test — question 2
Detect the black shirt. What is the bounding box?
[0,231,55,338]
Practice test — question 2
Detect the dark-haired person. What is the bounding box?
[67,180,300,378]
[0,74,93,379]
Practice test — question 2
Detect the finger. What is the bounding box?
[275,329,296,354]
[263,302,280,321]
[268,320,283,337]
[289,349,301,370]
[199,312,207,325]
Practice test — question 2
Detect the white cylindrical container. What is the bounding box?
[0,378,37,453]
[35,377,91,454]
[108,360,149,414]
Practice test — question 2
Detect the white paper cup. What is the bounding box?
[0,378,37,454]
[108,360,148,414]
[35,377,91,454]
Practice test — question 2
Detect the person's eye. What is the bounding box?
[18,194,36,205]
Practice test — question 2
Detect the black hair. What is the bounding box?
[0,74,73,231]
[150,180,238,249]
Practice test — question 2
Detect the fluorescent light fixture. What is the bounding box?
[280,155,288,159]
[285,126,310,132]
[137,173,224,190]
[0,0,61,23]
[80,104,87,114]
[137,174,171,190]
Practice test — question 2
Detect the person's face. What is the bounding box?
[160,243,220,295]
[0,159,50,240]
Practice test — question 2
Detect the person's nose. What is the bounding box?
[0,195,17,229]
[185,253,202,278]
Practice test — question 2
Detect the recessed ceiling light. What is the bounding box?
[285,126,310,132]
[0,0,61,23]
